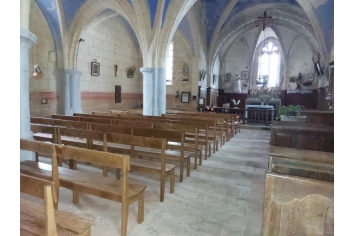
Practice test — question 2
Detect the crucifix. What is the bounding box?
[258,10,272,31]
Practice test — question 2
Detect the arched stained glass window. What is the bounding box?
[258,42,280,87]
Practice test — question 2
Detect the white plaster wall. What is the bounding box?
[286,36,317,90]
[77,16,143,94]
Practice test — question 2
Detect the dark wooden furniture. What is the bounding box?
[270,125,334,152]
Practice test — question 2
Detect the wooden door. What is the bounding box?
[115,85,121,103]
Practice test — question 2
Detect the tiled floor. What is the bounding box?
[37,128,270,236]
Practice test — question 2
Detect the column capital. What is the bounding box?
[140,67,153,74]
[20,28,37,48]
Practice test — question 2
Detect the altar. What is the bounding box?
[245,105,275,119]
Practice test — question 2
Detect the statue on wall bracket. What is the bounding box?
[182,63,188,81]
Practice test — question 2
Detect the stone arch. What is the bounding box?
[209,3,319,79]
[212,17,319,77]
[66,0,140,70]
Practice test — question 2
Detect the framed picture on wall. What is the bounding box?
[289,77,296,83]
[181,92,190,103]
[91,62,100,76]
[242,71,249,80]
[308,73,314,81]
[127,67,136,78]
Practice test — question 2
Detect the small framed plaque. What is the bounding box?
[181,92,190,103]
[91,62,100,76]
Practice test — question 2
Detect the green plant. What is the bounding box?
[277,105,301,120]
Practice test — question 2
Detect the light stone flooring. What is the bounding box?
[35,128,270,236]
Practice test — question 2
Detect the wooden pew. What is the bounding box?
[20,139,146,236]
[20,139,59,208]
[270,125,334,152]
[263,172,334,235]
[269,146,334,182]
[42,115,206,162]
[165,111,240,136]
[130,116,218,152]
[31,124,176,200]
[31,118,189,183]
[166,110,240,134]
[89,122,191,180]
[78,114,209,159]
[164,114,228,145]
[20,173,94,236]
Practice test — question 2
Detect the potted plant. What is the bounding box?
[277,105,307,122]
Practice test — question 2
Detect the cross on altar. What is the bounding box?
[258,10,272,31]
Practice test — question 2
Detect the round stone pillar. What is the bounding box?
[57,69,83,115]
[20,28,37,161]
[140,67,166,116]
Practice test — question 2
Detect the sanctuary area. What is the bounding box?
[19,0,334,235]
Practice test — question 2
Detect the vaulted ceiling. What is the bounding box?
[34,0,334,62]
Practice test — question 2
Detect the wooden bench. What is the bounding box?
[20,139,146,236]
[20,173,94,235]
[162,113,236,141]
[166,110,241,134]
[269,146,334,182]
[80,114,209,160]
[31,124,175,201]
[34,116,201,169]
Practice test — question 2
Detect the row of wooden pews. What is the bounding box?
[263,114,334,235]
[20,139,145,236]
[21,110,240,235]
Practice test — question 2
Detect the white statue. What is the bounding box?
[182,63,188,81]
[234,75,242,93]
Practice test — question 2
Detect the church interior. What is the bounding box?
[16,0,340,235]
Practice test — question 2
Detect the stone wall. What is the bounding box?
[77,16,143,113]
[166,32,196,111]
[29,5,145,116]
[29,0,57,117]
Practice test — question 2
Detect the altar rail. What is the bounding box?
[212,107,279,126]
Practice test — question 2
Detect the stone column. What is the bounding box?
[57,69,83,115]
[69,70,83,114]
[20,28,37,161]
[140,67,166,116]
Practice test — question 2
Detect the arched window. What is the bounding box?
[258,42,280,87]
[166,42,174,85]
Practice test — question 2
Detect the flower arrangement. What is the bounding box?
[231,99,240,106]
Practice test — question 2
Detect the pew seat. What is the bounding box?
[21,161,146,202]
[21,198,93,236]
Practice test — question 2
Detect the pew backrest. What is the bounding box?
[20,173,57,236]
[20,139,59,204]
